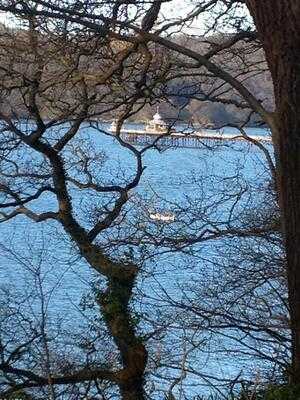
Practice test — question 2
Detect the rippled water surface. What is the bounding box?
[0,124,274,392]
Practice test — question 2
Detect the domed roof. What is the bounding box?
[153,112,163,122]
[152,107,166,124]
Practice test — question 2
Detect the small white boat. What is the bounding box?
[149,211,175,222]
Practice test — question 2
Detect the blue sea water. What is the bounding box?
[0,124,276,396]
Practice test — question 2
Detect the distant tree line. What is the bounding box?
[0,22,273,127]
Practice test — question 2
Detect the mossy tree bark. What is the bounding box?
[99,276,148,400]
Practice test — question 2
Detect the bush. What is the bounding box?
[237,384,300,400]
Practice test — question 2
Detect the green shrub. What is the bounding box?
[237,385,300,400]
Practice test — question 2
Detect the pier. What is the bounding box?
[116,129,272,148]
[110,110,272,148]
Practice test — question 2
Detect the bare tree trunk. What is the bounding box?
[246,0,300,383]
[119,382,146,400]
[30,140,148,398]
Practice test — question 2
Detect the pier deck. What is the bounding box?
[114,129,272,148]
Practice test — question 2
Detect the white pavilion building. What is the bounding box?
[145,108,169,133]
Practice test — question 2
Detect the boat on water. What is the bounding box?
[149,211,175,223]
